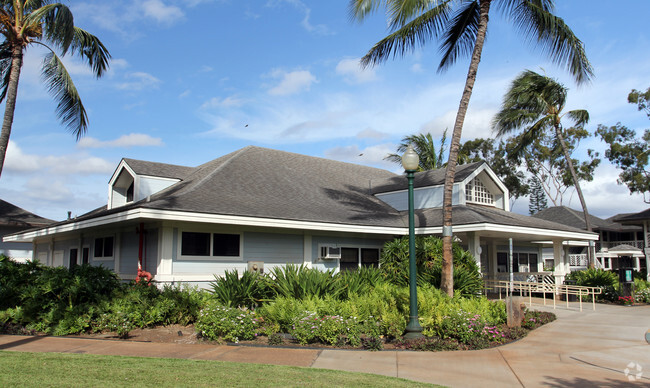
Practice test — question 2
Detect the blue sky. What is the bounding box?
[1,0,650,221]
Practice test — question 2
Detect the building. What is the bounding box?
[533,206,646,274]
[0,199,54,262]
[4,146,597,286]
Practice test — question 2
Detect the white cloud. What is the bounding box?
[323,143,396,170]
[411,63,423,73]
[179,89,191,99]
[142,0,185,24]
[201,96,246,109]
[4,140,114,175]
[269,0,333,35]
[266,69,317,96]
[357,128,389,140]
[78,133,164,148]
[336,58,377,84]
[117,72,161,91]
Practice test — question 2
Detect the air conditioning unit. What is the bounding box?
[320,246,341,260]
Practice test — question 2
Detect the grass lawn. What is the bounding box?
[0,351,439,387]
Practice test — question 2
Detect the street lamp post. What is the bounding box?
[402,145,423,339]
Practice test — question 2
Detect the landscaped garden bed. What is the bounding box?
[0,236,559,351]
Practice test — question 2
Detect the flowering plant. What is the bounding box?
[618,296,634,305]
[136,269,152,285]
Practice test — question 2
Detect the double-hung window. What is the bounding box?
[181,232,240,258]
[94,236,114,259]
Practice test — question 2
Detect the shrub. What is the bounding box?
[566,269,618,289]
[289,312,369,347]
[379,236,482,296]
[267,332,284,345]
[210,270,269,309]
[266,264,344,300]
[196,301,263,342]
[362,336,384,351]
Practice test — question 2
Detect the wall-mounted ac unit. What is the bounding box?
[320,246,341,260]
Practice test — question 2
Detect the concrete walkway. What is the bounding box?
[1,302,649,387]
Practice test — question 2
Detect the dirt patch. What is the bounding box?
[75,324,201,344]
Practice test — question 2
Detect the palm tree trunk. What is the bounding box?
[554,124,594,267]
[441,0,491,297]
[0,44,24,179]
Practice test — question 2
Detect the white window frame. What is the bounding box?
[93,236,115,262]
[178,228,243,261]
[466,177,495,206]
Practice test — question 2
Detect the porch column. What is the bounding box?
[645,220,650,281]
[490,240,498,278]
[552,239,566,286]
[635,256,641,272]
[303,234,313,268]
[158,226,174,276]
[466,232,482,275]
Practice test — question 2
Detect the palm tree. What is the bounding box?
[0,1,110,178]
[350,0,592,296]
[385,131,448,171]
[492,70,594,266]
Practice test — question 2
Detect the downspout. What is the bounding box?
[138,223,144,271]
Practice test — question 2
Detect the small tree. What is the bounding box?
[385,131,447,171]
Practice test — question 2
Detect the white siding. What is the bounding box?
[376,184,461,211]
[137,176,179,201]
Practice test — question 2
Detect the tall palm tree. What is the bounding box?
[0,1,110,178]
[385,131,448,171]
[492,70,594,265]
[350,0,592,296]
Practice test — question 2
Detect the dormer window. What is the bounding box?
[466,177,494,206]
[110,168,135,208]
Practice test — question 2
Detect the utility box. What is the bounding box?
[619,266,634,297]
[247,261,264,274]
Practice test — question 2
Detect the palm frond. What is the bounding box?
[386,0,443,30]
[24,4,75,52]
[70,27,111,77]
[437,0,479,72]
[0,41,11,102]
[41,51,88,139]
[511,0,593,84]
[361,3,451,67]
[565,109,589,127]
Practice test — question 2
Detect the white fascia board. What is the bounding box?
[4,208,406,242]
[416,223,599,241]
[108,160,136,186]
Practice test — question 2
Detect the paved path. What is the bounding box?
[1,301,649,387]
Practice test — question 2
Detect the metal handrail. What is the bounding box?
[483,279,603,311]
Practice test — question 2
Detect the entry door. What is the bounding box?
[69,248,78,268]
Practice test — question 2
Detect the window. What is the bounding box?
[466,177,494,205]
[213,234,240,256]
[181,232,210,256]
[336,247,380,272]
[126,182,134,203]
[94,236,114,258]
[181,232,240,257]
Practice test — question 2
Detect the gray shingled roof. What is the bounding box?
[613,208,650,223]
[136,146,406,228]
[370,161,484,194]
[121,158,195,180]
[532,206,639,232]
[0,199,54,227]
[42,148,596,237]
[411,205,590,233]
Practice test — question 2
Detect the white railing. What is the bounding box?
[596,240,644,250]
[569,254,588,267]
[483,279,602,311]
[487,272,554,284]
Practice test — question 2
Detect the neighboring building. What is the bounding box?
[613,209,650,280]
[4,146,596,286]
[0,199,54,262]
[533,206,645,274]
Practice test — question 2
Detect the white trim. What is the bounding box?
[5,208,406,242]
[5,208,598,245]
[417,223,598,241]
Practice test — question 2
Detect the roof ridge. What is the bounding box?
[177,147,252,195]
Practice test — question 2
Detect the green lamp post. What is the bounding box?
[402,145,423,339]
